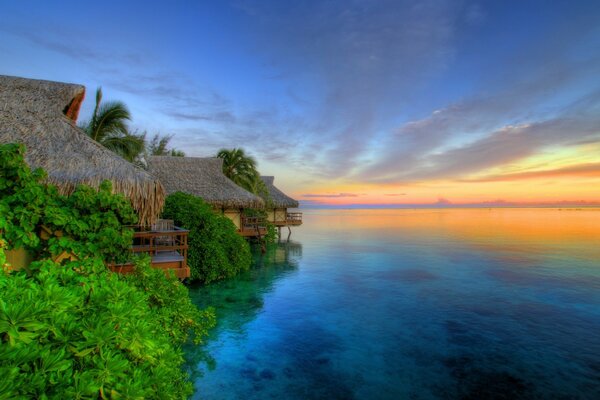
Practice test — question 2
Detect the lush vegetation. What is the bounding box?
[217,148,266,195]
[243,208,277,244]
[215,148,278,244]
[0,143,215,399]
[1,144,137,264]
[0,256,215,399]
[162,192,252,283]
[146,133,185,157]
[79,88,184,164]
[79,87,145,163]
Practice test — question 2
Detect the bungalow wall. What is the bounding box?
[221,208,242,230]
[266,208,288,226]
[4,248,33,271]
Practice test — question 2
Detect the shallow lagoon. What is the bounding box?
[187,209,600,399]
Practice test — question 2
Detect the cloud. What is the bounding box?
[4,1,599,189]
[340,3,599,183]
[1,23,232,124]
[301,192,361,198]
[0,24,148,67]
[462,162,600,183]
[237,0,465,176]
[435,198,452,205]
[384,193,407,196]
[357,75,600,183]
[164,111,236,123]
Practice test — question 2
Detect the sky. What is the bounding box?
[1,0,599,207]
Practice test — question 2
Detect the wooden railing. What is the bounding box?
[108,225,190,279]
[130,225,189,258]
[239,216,268,237]
[286,212,302,224]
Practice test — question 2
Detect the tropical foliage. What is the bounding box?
[0,143,137,264]
[146,133,185,157]
[243,208,277,244]
[217,148,266,195]
[0,254,214,399]
[0,143,215,399]
[79,88,145,162]
[162,192,252,283]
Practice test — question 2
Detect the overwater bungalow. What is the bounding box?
[260,176,302,234]
[0,75,189,278]
[148,156,266,237]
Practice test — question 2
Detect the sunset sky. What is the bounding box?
[1,1,599,207]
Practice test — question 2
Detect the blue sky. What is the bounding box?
[1,1,599,205]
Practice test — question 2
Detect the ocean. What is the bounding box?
[187,208,600,399]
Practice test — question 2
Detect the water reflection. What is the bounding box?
[185,241,302,383]
[188,209,600,399]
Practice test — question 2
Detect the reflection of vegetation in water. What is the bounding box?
[184,241,302,376]
[256,240,303,266]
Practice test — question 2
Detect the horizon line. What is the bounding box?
[298,202,600,210]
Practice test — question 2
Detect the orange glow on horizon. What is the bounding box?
[289,148,600,206]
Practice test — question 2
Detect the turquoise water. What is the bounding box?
[187,209,600,399]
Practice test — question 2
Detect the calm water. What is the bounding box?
[186,209,600,399]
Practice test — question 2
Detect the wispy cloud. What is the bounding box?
[236,0,464,176]
[0,24,148,67]
[164,111,236,123]
[302,193,362,198]
[0,23,232,124]
[356,68,600,183]
[462,162,600,183]
[3,1,599,194]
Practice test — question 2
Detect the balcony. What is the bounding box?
[108,222,190,279]
[286,212,303,226]
[239,216,268,237]
[271,211,303,227]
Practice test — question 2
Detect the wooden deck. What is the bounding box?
[273,212,303,227]
[108,226,190,279]
[238,216,268,238]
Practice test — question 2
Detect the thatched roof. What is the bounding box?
[0,75,165,225]
[260,176,299,208]
[148,156,264,209]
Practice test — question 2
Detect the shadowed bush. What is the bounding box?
[161,192,252,283]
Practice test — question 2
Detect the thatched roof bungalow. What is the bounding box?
[0,75,165,225]
[260,176,302,227]
[148,156,264,233]
[260,176,299,209]
[148,156,264,209]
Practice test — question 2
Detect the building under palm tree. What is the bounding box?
[217,148,261,194]
[0,75,191,277]
[148,156,266,236]
[0,75,165,224]
[260,176,302,232]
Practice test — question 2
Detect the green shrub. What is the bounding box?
[162,192,252,283]
[126,256,216,344]
[0,254,215,399]
[243,208,277,244]
[0,143,216,399]
[0,143,137,264]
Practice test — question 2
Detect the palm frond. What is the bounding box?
[217,148,262,194]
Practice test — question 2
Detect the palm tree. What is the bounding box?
[217,148,265,195]
[147,133,185,157]
[79,88,145,162]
